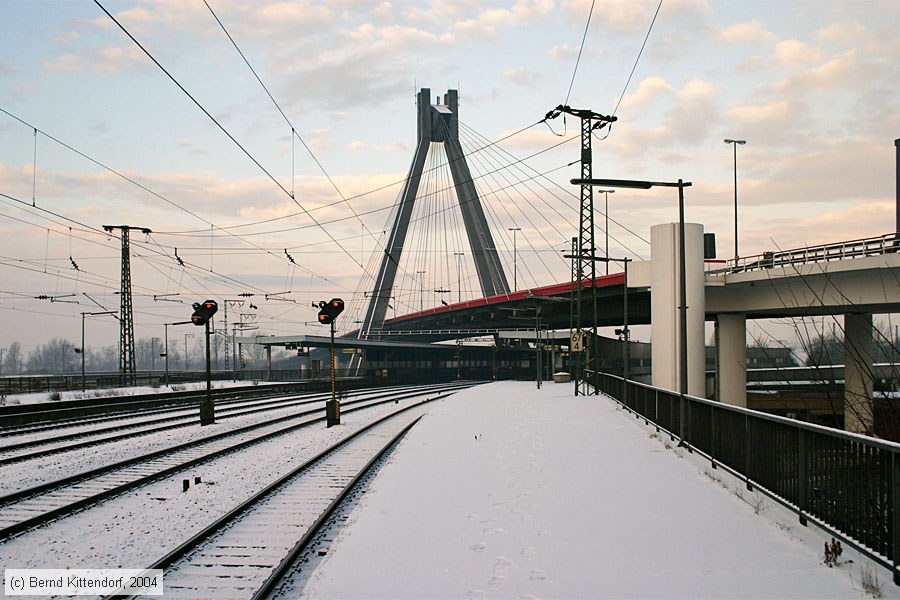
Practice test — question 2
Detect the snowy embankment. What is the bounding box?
[1,380,272,406]
[305,381,894,599]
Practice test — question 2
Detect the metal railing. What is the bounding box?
[708,232,900,275]
[591,370,900,585]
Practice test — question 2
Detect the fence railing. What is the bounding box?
[707,232,900,275]
[590,370,900,585]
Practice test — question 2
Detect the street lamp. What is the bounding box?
[598,190,615,274]
[724,139,746,259]
[597,257,630,387]
[572,177,692,434]
[184,333,195,371]
[78,311,117,392]
[507,227,521,290]
[417,270,426,311]
[163,321,191,387]
[454,252,465,303]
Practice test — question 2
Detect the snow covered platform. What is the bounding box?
[305,381,891,599]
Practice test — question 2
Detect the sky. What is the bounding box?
[1,0,899,355]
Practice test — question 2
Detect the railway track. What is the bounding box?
[119,401,428,599]
[0,382,474,540]
[0,383,432,465]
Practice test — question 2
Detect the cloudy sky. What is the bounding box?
[1,0,899,354]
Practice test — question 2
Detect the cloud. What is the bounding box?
[773,39,822,67]
[504,67,542,87]
[728,100,796,128]
[618,76,675,111]
[547,43,573,61]
[178,139,209,157]
[717,21,777,45]
[744,136,894,210]
[608,78,721,163]
[53,31,79,46]
[562,0,653,33]
[817,21,867,46]
[777,50,863,93]
[43,54,83,73]
[748,200,892,253]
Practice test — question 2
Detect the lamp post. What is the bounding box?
[724,139,746,259]
[78,311,117,392]
[184,333,195,371]
[598,190,615,274]
[417,270,426,311]
[572,177,692,437]
[454,252,465,303]
[163,321,191,387]
[595,256,630,381]
[508,227,521,290]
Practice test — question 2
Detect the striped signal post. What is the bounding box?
[317,298,345,426]
[191,300,219,426]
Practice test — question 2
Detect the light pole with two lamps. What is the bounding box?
[416,270,426,311]
[162,321,191,386]
[184,333,195,371]
[76,311,117,392]
[572,177,692,441]
[724,139,746,259]
[507,227,521,290]
[599,190,615,274]
[453,252,465,303]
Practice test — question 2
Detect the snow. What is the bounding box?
[305,381,893,599]
[0,397,425,574]
[1,379,281,406]
[1,380,895,598]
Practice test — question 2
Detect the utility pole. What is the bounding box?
[417,270,426,311]
[545,105,616,393]
[508,227,521,290]
[78,311,117,392]
[184,333,195,371]
[103,225,150,386]
[454,252,465,303]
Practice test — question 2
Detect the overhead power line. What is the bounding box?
[612,0,664,117]
[563,0,596,107]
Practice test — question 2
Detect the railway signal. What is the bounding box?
[191,300,219,326]
[317,298,344,325]
[317,297,344,427]
[189,300,218,426]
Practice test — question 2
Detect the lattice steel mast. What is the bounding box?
[103,224,150,385]
[545,105,616,394]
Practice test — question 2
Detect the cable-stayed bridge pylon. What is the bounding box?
[359,88,509,339]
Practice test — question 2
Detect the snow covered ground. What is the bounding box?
[305,381,895,599]
[1,379,278,406]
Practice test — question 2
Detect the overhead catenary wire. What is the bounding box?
[611,0,664,118]
[0,108,351,298]
[93,0,365,275]
[562,0,596,107]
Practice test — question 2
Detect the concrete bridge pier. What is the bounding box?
[650,222,706,397]
[844,313,874,435]
[715,314,747,407]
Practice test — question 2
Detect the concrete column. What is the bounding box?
[844,313,874,435]
[651,222,706,397]
[716,314,747,407]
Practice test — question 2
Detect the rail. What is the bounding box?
[590,370,900,585]
[708,232,900,275]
